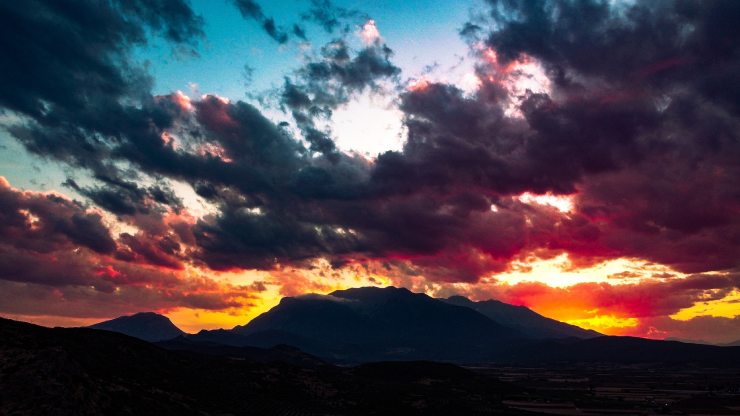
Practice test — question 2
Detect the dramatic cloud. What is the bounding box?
[0,178,254,317]
[0,0,202,118]
[631,315,740,345]
[1,0,739,338]
[487,274,740,320]
[0,177,116,256]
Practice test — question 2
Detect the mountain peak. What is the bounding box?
[330,285,411,297]
[445,295,473,304]
[89,312,184,342]
[194,286,603,362]
[127,311,166,319]
[221,285,519,362]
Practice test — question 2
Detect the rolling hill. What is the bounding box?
[88,312,185,342]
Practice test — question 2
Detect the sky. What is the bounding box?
[1,0,739,344]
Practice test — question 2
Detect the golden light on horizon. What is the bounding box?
[671,290,740,321]
[565,315,640,331]
[490,253,679,288]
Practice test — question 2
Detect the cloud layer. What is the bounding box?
[1,0,739,340]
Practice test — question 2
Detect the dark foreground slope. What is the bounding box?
[0,317,524,416]
[155,336,328,367]
[5,317,740,415]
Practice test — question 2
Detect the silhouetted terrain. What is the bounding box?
[192,287,521,362]
[4,317,740,415]
[442,295,600,339]
[88,312,184,342]
[0,317,524,415]
[185,287,740,366]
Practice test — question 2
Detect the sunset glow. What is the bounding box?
[1,0,739,347]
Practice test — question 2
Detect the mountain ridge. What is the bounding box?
[442,295,601,339]
[85,287,740,366]
[224,286,520,362]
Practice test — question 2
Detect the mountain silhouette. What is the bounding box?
[193,286,521,362]
[442,295,600,339]
[89,312,184,342]
[0,317,523,415]
[169,286,740,366]
[4,316,740,416]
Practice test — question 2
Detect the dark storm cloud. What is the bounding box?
[362,0,740,276]
[371,64,660,198]
[117,232,184,270]
[484,0,740,97]
[0,177,116,255]
[64,177,182,217]
[0,0,202,119]
[2,0,740,284]
[193,203,364,270]
[457,0,740,274]
[0,179,252,316]
[0,0,204,225]
[376,0,740,196]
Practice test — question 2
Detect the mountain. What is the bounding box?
[186,286,740,366]
[443,295,600,339]
[88,312,184,342]
[193,286,521,362]
[5,316,740,415]
[0,317,523,415]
